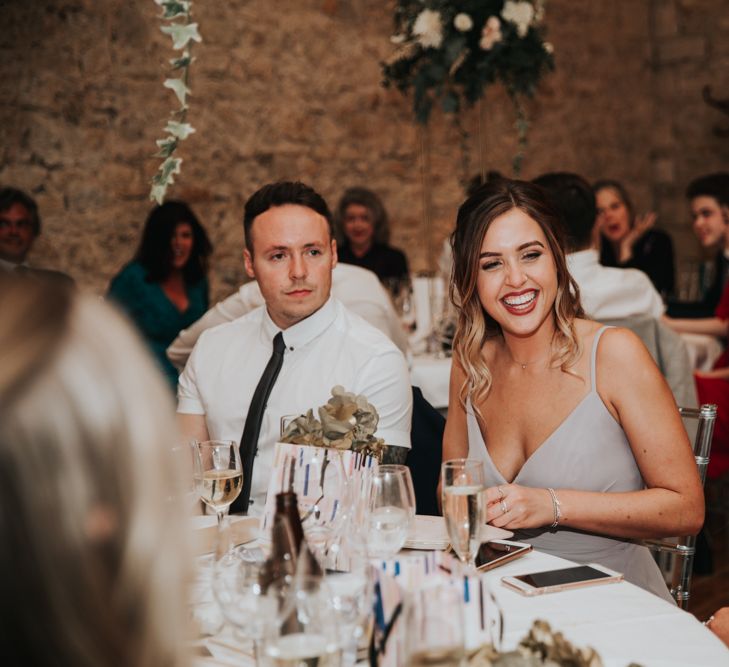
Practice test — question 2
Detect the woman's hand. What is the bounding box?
[618,212,656,263]
[484,484,555,530]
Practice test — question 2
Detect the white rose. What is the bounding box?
[412,8,443,49]
[501,0,535,38]
[453,13,473,32]
[544,41,554,54]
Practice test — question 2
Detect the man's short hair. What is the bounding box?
[0,187,41,236]
[243,181,333,253]
[532,172,596,253]
[686,173,729,208]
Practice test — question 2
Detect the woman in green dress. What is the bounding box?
[108,201,212,390]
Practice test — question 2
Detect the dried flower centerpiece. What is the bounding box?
[280,386,387,461]
[469,619,610,667]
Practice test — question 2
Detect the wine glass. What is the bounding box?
[441,459,486,569]
[258,575,343,667]
[367,464,416,559]
[212,556,293,659]
[193,440,243,561]
[404,582,465,666]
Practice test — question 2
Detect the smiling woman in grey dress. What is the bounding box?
[443,179,704,602]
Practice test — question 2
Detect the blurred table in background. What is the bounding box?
[410,353,451,413]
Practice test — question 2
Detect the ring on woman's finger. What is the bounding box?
[500,499,508,515]
[497,486,505,501]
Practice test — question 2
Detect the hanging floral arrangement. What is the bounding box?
[382,1,554,173]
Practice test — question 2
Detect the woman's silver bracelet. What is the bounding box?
[547,487,562,528]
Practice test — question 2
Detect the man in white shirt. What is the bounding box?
[177,181,412,513]
[167,262,407,370]
[533,172,664,320]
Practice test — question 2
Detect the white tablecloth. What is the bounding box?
[482,549,728,666]
[195,542,728,666]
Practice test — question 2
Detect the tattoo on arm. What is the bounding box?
[382,445,409,465]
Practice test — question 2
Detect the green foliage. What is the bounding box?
[382,1,553,173]
[149,1,201,203]
[383,1,553,125]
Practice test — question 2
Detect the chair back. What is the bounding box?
[406,386,445,516]
[644,403,717,609]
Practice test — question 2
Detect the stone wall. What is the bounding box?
[1,0,727,300]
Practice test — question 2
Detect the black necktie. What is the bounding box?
[232,331,286,514]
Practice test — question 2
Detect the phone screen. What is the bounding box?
[515,565,611,588]
[474,541,529,569]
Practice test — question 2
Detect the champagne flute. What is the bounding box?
[193,439,243,561]
[367,464,416,559]
[441,459,486,569]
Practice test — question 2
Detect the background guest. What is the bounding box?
[0,187,73,283]
[107,200,212,390]
[594,179,675,298]
[444,179,703,601]
[668,172,729,318]
[0,275,190,667]
[533,172,665,320]
[334,187,409,285]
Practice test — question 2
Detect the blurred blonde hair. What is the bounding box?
[0,276,191,667]
[450,179,584,407]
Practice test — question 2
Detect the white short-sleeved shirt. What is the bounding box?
[178,297,412,512]
[567,249,665,320]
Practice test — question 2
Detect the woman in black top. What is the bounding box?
[334,187,408,284]
[594,180,675,298]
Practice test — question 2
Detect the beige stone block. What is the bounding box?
[657,35,706,64]
[652,1,679,37]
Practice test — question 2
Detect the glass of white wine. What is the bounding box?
[193,439,243,561]
[441,459,486,569]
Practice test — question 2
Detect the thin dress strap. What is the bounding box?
[590,325,613,392]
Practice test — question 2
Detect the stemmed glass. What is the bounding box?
[258,575,343,667]
[193,439,243,561]
[367,464,416,559]
[212,556,293,660]
[441,459,487,569]
[404,582,465,666]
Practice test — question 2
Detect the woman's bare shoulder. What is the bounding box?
[592,324,654,377]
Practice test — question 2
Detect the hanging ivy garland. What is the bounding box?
[149,0,202,204]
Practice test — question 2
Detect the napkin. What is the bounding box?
[191,515,260,556]
[405,515,513,550]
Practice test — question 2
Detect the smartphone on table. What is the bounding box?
[469,539,533,572]
[501,563,623,596]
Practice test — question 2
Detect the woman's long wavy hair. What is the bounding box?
[450,179,584,408]
[135,200,212,284]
